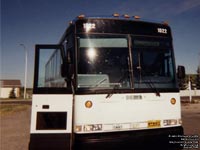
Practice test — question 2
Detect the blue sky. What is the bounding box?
[1,0,200,87]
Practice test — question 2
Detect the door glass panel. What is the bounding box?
[37,48,65,88]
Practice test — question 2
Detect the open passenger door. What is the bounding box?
[29,45,73,150]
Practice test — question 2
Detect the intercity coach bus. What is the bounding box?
[29,14,185,150]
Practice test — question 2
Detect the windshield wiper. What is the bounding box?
[105,84,119,98]
[106,70,129,98]
[136,52,160,96]
[145,79,160,96]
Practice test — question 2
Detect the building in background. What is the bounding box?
[0,79,21,98]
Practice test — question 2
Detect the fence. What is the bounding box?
[180,90,200,97]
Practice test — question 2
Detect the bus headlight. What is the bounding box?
[178,119,182,125]
[75,125,82,132]
[163,119,177,126]
[84,124,102,132]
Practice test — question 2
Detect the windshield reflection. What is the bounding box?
[78,35,131,89]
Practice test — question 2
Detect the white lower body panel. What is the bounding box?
[74,92,182,133]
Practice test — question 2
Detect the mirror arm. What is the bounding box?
[177,65,186,79]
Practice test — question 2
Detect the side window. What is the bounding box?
[35,46,66,89]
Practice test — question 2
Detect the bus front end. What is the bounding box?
[73,17,183,150]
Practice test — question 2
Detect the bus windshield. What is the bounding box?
[77,35,131,89]
[132,36,176,89]
[77,35,176,90]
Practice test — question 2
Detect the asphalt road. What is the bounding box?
[0,103,199,150]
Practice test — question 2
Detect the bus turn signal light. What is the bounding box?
[85,100,93,108]
[170,98,176,105]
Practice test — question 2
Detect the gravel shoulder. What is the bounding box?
[181,103,200,135]
[0,105,31,150]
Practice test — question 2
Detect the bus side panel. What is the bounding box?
[29,94,73,150]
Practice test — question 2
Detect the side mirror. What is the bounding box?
[177,65,185,79]
[61,62,67,77]
[61,59,73,79]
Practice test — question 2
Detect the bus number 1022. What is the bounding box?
[157,28,167,34]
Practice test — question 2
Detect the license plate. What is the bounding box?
[148,120,161,128]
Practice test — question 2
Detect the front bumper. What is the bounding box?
[74,126,184,150]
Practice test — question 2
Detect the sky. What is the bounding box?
[1,0,200,87]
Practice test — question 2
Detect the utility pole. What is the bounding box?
[20,44,28,99]
[188,75,192,103]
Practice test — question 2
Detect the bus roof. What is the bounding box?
[59,15,171,43]
[72,14,169,26]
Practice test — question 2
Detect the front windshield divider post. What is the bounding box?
[137,52,142,83]
[128,34,134,89]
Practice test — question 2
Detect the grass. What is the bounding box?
[0,104,30,116]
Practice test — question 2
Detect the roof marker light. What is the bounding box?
[134,16,141,19]
[77,14,85,19]
[123,14,130,18]
[163,21,169,26]
[113,13,120,17]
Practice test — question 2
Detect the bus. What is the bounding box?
[29,14,185,150]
